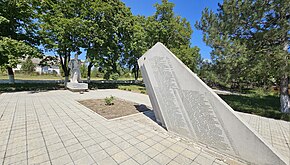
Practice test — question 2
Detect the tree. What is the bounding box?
[124,15,149,80]
[96,0,133,79]
[77,0,106,82]
[147,0,192,49]
[0,0,41,83]
[196,0,290,113]
[38,0,83,85]
[172,45,201,73]
[145,0,201,72]
[21,57,35,74]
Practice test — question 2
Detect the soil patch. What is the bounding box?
[78,98,150,119]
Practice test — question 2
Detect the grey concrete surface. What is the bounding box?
[0,89,289,165]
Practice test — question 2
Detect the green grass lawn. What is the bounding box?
[118,84,147,94]
[0,74,62,80]
[220,94,289,121]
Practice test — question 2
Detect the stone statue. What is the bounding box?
[68,54,81,83]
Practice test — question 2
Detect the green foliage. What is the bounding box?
[21,58,35,74]
[172,45,201,73]
[111,73,119,80]
[91,67,103,78]
[148,0,192,49]
[80,63,88,78]
[0,37,40,69]
[0,0,41,72]
[148,0,201,72]
[105,96,115,106]
[196,0,290,87]
[196,0,290,112]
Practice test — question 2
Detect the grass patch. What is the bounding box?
[0,74,62,80]
[118,84,147,94]
[219,94,290,121]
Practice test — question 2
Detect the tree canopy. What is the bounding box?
[196,0,290,113]
[0,0,41,81]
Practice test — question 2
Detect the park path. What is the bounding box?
[0,89,289,165]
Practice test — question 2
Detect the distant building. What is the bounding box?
[13,58,61,75]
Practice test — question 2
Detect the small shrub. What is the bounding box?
[105,96,115,105]
[141,91,146,94]
[111,73,119,80]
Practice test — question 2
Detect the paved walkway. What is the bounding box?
[0,90,289,165]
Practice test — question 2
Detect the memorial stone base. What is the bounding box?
[67,82,88,92]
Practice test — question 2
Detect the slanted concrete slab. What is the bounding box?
[138,42,288,165]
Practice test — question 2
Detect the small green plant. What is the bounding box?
[111,73,119,80]
[141,90,146,94]
[105,96,115,105]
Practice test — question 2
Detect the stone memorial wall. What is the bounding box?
[138,42,287,165]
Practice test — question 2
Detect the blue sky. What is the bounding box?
[122,0,222,60]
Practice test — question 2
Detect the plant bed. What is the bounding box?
[78,97,150,119]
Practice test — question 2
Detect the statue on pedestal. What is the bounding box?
[66,53,88,92]
[68,54,81,83]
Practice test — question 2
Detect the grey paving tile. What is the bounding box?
[173,154,192,164]
[69,148,88,161]
[74,155,95,165]
[111,151,130,164]
[3,152,27,165]
[170,143,185,153]
[151,143,167,152]
[28,153,50,164]
[49,148,68,160]
[143,159,160,165]
[181,148,199,160]
[105,145,122,156]
[163,148,179,159]
[115,141,132,150]
[153,153,171,164]
[51,154,73,165]
[132,152,151,164]
[99,140,114,149]
[27,147,47,158]
[90,149,109,162]
[85,144,102,154]
[124,146,141,156]
[193,153,215,165]
[97,157,117,165]
[120,158,139,165]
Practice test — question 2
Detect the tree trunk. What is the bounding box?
[59,50,71,87]
[280,41,289,113]
[7,67,15,84]
[134,64,139,80]
[279,75,289,113]
[87,62,93,83]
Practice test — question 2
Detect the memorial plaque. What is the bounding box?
[138,42,287,165]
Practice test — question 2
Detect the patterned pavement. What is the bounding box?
[0,89,289,165]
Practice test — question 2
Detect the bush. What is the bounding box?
[21,58,35,74]
[111,73,119,80]
[105,96,115,105]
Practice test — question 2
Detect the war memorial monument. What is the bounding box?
[138,42,288,165]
